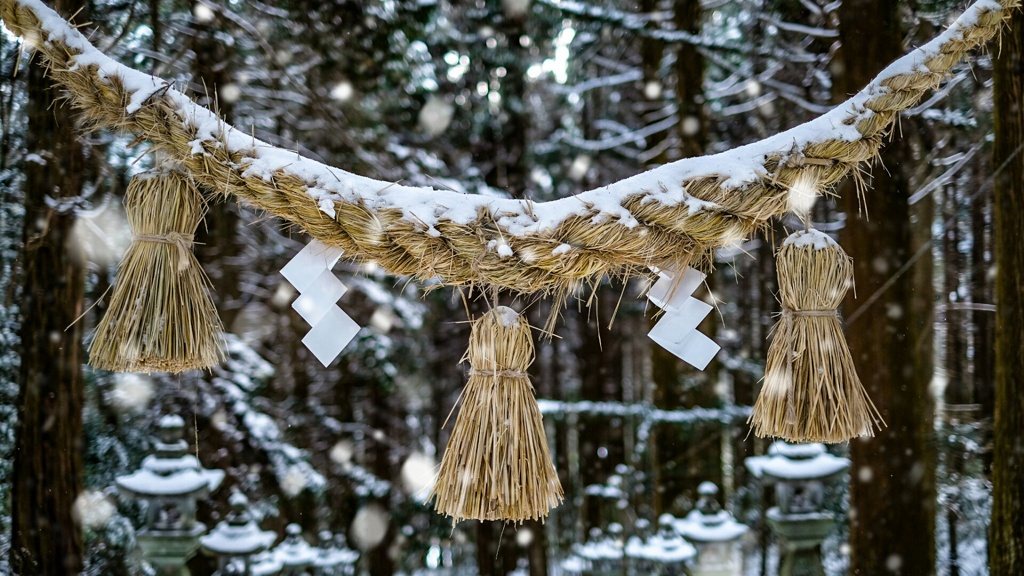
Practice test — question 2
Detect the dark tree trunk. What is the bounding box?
[990,10,1024,574]
[647,0,712,515]
[577,289,625,530]
[942,183,968,405]
[969,172,994,428]
[492,6,529,198]
[148,0,162,56]
[10,1,87,573]
[836,1,936,573]
[190,1,243,329]
[474,524,494,576]
[673,0,706,159]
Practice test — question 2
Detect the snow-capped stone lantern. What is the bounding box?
[199,493,279,576]
[622,515,695,575]
[557,554,588,576]
[115,415,225,576]
[270,524,317,575]
[673,482,748,576]
[312,531,359,576]
[569,525,623,574]
[271,523,359,576]
[744,442,850,576]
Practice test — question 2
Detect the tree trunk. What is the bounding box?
[969,167,994,444]
[10,1,87,573]
[190,1,243,329]
[576,290,625,530]
[990,10,1024,574]
[647,0,712,515]
[367,377,396,576]
[673,0,706,160]
[943,182,968,405]
[836,1,936,573]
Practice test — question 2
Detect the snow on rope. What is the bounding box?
[0,0,1016,295]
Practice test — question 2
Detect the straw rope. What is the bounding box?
[783,309,838,318]
[133,232,195,269]
[468,368,531,379]
[0,0,1016,295]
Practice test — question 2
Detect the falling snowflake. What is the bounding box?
[418,96,454,137]
[399,452,435,498]
[351,504,389,551]
[74,490,116,530]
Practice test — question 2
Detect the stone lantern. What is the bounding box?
[270,524,317,575]
[623,515,695,575]
[263,524,360,576]
[199,492,279,576]
[115,415,225,576]
[745,442,850,576]
[674,482,748,576]
[312,532,359,576]
[570,526,622,575]
[558,554,588,576]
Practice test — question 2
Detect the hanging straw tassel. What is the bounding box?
[432,306,563,523]
[90,168,224,373]
[748,229,884,443]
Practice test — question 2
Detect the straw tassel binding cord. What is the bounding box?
[90,167,224,373]
[748,229,885,443]
[432,306,563,523]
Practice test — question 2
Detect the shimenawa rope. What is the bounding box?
[0,0,1015,295]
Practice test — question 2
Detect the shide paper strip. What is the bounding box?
[650,324,720,371]
[303,306,361,367]
[281,239,360,366]
[647,267,721,369]
[648,267,705,312]
[281,240,343,292]
[649,298,713,343]
[293,270,348,326]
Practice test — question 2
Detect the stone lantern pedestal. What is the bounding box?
[766,509,835,576]
[136,525,208,576]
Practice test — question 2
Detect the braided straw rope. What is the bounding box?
[1,0,1017,296]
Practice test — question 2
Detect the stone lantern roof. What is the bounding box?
[115,415,224,499]
[674,482,749,544]
[200,493,277,557]
[271,523,319,571]
[745,442,850,483]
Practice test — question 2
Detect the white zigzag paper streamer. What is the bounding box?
[281,240,360,366]
[647,267,720,370]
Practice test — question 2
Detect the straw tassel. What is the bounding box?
[90,168,224,373]
[748,229,885,443]
[432,306,563,523]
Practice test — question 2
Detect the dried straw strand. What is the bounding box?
[748,231,884,443]
[90,169,224,373]
[432,307,563,523]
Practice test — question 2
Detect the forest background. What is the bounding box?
[1,0,1023,574]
